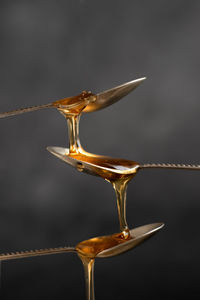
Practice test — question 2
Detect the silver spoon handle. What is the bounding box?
[0,103,53,119]
[140,163,200,170]
[0,98,89,119]
[0,246,75,261]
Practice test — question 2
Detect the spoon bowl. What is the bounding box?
[47,146,140,181]
[76,223,164,258]
[83,77,146,113]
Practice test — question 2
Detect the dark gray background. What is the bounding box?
[0,0,200,299]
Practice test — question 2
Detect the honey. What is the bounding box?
[55,113,140,238]
[76,232,132,258]
[54,91,96,117]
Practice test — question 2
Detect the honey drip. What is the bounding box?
[79,255,95,300]
[58,112,138,238]
[66,115,82,154]
[76,232,132,300]
[111,178,133,238]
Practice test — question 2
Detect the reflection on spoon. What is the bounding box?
[47,147,139,180]
[76,222,164,258]
[83,77,146,113]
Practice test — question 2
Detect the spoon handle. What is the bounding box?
[0,246,75,261]
[140,163,200,170]
[0,103,52,118]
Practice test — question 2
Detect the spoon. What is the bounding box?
[47,146,200,176]
[83,77,146,113]
[76,222,163,300]
[46,146,140,180]
[0,223,163,262]
[0,78,145,119]
[76,222,164,258]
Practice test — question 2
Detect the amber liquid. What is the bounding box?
[57,112,139,238]
[52,91,96,116]
[71,153,137,238]
[79,255,95,300]
[76,232,132,258]
[69,149,137,237]
[76,232,133,300]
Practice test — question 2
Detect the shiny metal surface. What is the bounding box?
[0,246,75,261]
[140,163,200,170]
[0,91,96,118]
[47,146,200,175]
[46,146,139,178]
[0,103,52,118]
[83,77,146,113]
[97,223,164,258]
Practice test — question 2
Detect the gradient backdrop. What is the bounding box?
[0,0,200,299]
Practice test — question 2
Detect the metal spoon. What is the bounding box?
[83,77,146,113]
[76,222,163,300]
[46,146,140,180]
[0,223,164,262]
[47,147,200,175]
[76,223,164,258]
[0,223,163,300]
[0,78,145,119]
[96,222,164,258]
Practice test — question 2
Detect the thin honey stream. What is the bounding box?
[59,111,139,238]
[79,255,95,300]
